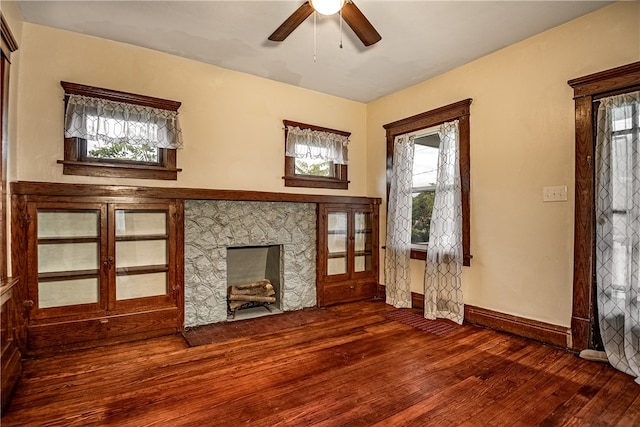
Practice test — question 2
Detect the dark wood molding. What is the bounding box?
[283,119,351,137]
[283,173,349,190]
[568,61,640,352]
[383,99,472,136]
[58,160,180,180]
[11,181,382,206]
[384,99,472,266]
[464,305,571,349]
[568,61,640,98]
[60,81,181,111]
[378,284,570,349]
[0,13,19,56]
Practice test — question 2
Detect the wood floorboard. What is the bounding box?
[2,300,639,426]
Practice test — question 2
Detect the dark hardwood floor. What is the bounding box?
[2,300,639,426]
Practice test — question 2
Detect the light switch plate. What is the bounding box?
[543,185,568,202]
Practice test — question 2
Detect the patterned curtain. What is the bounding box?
[385,134,415,308]
[285,126,349,165]
[65,94,183,149]
[424,120,463,324]
[595,90,640,384]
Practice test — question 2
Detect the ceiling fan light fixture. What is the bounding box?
[310,0,345,16]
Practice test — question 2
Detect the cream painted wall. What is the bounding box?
[368,1,640,327]
[14,23,368,195]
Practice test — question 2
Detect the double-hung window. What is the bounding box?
[59,82,183,180]
[385,99,472,265]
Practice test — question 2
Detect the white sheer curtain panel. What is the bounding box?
[595,90,640,384]
[64,94,184,149]
[384,133,415,308]
[424,120,463,324]
[285,126,349,164]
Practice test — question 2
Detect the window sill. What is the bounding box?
[58,160,181,180]
[283,175,349,190]
[409,247,472,266]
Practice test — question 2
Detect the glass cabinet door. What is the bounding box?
[35,208,103,312]
[113,207,170,304]
[354,210,373,274]
[326,211,348,276]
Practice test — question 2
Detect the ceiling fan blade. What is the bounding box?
[341,1,381,47]
[268,2,314,42]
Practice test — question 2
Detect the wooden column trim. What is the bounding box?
[568,61,640,351]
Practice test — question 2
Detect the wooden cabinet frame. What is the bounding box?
[13,194,184,353]
[317,203,379,306]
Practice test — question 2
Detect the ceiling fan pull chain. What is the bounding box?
[314,12,317,62]
[339,7,343,49]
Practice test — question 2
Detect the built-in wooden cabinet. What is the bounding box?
[13,196,184,353]
[317,203,379,306]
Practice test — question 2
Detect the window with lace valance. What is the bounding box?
[59,81,183,180]
[283,120,350,190]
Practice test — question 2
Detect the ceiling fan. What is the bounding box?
[268,0,382,47]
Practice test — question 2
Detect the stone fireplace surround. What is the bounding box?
[184,200,317,327]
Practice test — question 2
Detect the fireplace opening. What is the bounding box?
[226,245,282,320]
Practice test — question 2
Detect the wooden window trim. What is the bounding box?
[58,82,182,180]
[567,61,640,352]
[282,120,350,190]
[384,99,472,266]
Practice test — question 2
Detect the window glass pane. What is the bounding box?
[412,134,439,245]
[38,278,99,308]
[115,211,167,236]
[354,212,372,273]
[412,142,439,188]
[38,211,99,238]
[116,272,167,300]
[611,105,632,132]
[38,242,99,273]
[86,139,159,163]
[116,240,167,268]
[327,212,347,275]
[295,157,335,177]
[328,258,347,275]
[85,116,159,163]
[412,191,435,245]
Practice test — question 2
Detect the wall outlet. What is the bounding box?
[543,185,568,202]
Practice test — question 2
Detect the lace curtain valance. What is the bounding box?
[285,126,349,165]
[64,94,184,149]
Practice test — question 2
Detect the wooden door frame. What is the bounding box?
[567,61,640,351]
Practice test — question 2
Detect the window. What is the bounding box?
[59,81,183,180]
[411,127,440,249]
[384,99,472,265]
[283,120,350,190]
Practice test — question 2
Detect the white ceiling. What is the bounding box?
[17,0,612,103]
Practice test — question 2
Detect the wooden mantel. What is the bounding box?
[11,181,382,205]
